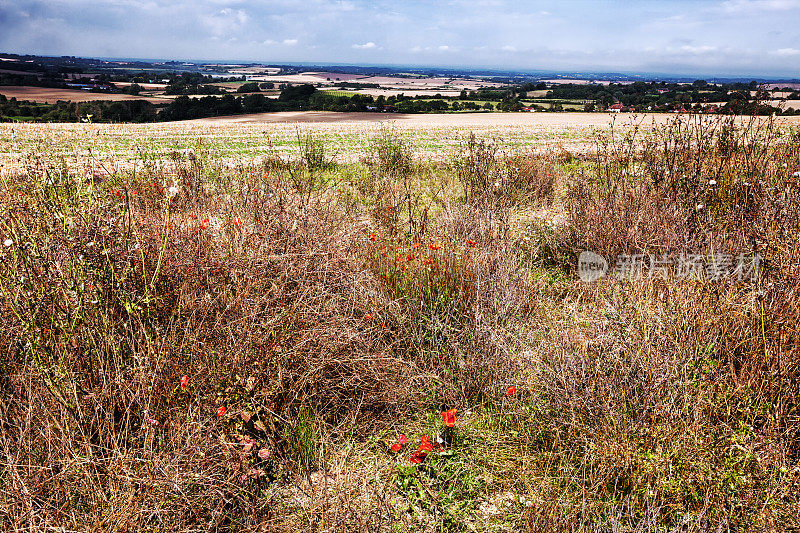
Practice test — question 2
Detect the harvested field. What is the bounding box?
[0,85,169,104]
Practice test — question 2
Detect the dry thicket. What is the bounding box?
[0,117,798,531]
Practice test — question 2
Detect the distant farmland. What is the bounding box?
[0,86,170,104]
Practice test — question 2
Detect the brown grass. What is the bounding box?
[0,115,799,531]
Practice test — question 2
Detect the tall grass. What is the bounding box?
[0,115,798,531]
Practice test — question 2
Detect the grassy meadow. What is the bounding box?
[0,115,799,531]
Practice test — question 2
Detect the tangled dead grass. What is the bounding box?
[0,115,798,531]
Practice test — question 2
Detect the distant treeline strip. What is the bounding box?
[2,81,796,123]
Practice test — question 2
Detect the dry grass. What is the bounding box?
[0,115,798,531]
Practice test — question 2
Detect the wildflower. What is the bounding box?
[467,239,476,248]
[189,214,198,220]
[506,385,517,395]
[43,328,51,335]
[395,253,403,262]
[398,434,408,445]
[180,375,189,391]
[147,418,159,427]
[708,179,717,186]
[112,190,123,198]
[429,243,440,251]
[412,242,421,248]
[232,217,242,228]
[167,186,179,197]
[258,448,271,460]
[381,252,388,258]
[390,442,402,452]
[696,204,704,211]
[407,253,415,261]
[3,239,12,247]
[409,435,434,463]
[441,408,457,427]
[217,406,227,417]
[364,314,373,320]
[794,171,800,177]
[424,258,434,265]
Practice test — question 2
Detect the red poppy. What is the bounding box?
[424,259,434,265]
[381,252,388,258]
[189,214,197,220]
[429,243,440,251]
[398,434,408,445]
[147,418,159,426]
[419,436,433,453]
[180,375,189,391]
[232,218,242,228]
[364,314,373,320]
[506,385,517,396]
[390,442,402,452]
[441,408,457,427]
[413,242,421,248]
[216,406,227,417]
[43,328,51,335]
[407,253,415,261]
[395,253,403,262]
[467,239,476,248]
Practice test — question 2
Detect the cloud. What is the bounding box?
[282,38,298,46]
[719,0,800,12]
[500,45,517,52]
[352,41,377,49]
[680,45,718,54]
[774,47,800,56]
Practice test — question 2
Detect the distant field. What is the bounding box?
[0,86,169,104]
[4,111,797,177]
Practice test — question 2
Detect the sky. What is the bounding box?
[1,0,799,77]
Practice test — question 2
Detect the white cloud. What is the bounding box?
[501,45,517,52]
[720,0,800,12]
[282,38,298,46]
[680,45,718,54]
[352,41,377,49]
[774,47,800,56]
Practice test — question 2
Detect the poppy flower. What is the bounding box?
[216,406,227,417]
[395,253,403,262]
[441,408,457,427]
[398,434,408,445]
[506,385,517,396]
[147,418,159,426]
[232,218,242,228]
[180,375,189,391]
[429,243,440,251]
[381,252,388,258]
[364,314,373,320]
[424,259,434,265]
[467,239,476,248]
[407,253,415,261]
[409,435,434,463]
[419,436,433,453]
[413,242,421,248]
[390,442,402,452]
[189,214,198,220]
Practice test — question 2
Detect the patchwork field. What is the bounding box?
[0,85,170,104]
[1,113,799,531]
